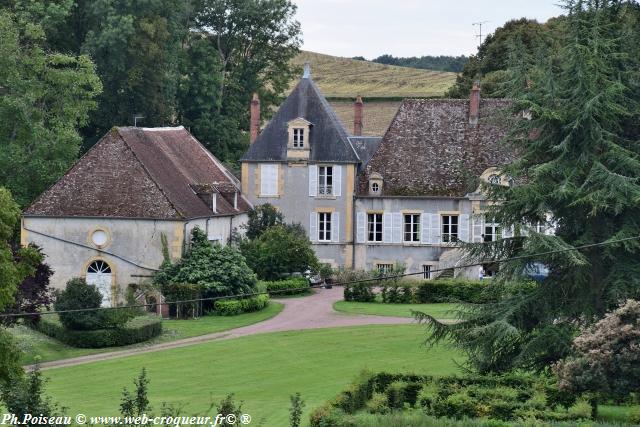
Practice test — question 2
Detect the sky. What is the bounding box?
[292,0,563,58]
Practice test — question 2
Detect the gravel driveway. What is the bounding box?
[29,287,413,371]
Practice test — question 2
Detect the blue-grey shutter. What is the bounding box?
[309,212,317,242]
[383,212,393,243]
[309,165,318,197]
[356,212,366,243]
[392,213,402,243]
[472,214,484,243]
[420,213,429,244]
[332,213,340,242]
[459,214,470,242]
[430,214,441,244]
[333,165,342,197]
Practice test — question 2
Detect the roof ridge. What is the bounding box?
[115,127,185,219]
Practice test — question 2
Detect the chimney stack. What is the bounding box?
[469,81,481,126]
[250,92,260,144]
[353,96,364,136]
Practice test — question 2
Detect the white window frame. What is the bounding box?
[483,218,502,242]
[403,214,421,243]
[318,212,332,242]
[377,263,393,273]
[367,213,383,242]
[293,128,304,148]
[318,166,333,196]
[441,215,459,243]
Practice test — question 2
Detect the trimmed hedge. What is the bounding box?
[414,279,493,304]
[213,294,269,316]
[261,277,309,296]
[33,314,162,348]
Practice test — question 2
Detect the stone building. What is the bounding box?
[22,126,250,306]
[242,66,516,278]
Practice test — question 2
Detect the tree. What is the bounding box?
[241,224,318,280]
[1,245,53,326]
[0,9,102,206]
[289,392,304,427]
[419,0,640,373]
[1,367,63,426]
[554,300,640,417]
[154,227,257,299]
[189,0,301,165]
[0,188,40,383]
[243,203,284,240]
[120,368,151,418]
[54,278,104,330]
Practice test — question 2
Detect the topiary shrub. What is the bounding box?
[213,294,269,316]
[261,277,309,296]
[54,278,105,331]
[414,279,492,304]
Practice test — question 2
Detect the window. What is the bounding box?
[260,164,278,196]
[484,218,502,242]
[377,264,393,273]
[371,182,379,193]
[318,212,332,242]
[488,174,501,185]
[403,214,420,242]
[91,229,108,247]
[442,215,459,242]
[293,128,304,148]
[367,213,383,242]
[318,166,333,195]
[422,265,432,279]
[87,260,111,274]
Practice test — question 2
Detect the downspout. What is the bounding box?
[182,221,188,255]
[228,216,233,245]
[351,194,357,269]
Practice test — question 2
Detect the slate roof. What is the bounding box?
[360,99,516,197]
[25,126,250,219]
[242,75,361,163]
[348,136,383,168]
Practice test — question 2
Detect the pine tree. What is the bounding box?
[419,0,640,373]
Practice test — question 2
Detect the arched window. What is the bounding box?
[86,260,112,307]
[87,260,111,274]
[488,174,501,185]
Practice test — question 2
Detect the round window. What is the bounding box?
[488,174,501,185]
[371,182,380,193]
[91,230,108,247]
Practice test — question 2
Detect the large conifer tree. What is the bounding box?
[420,0,640,373]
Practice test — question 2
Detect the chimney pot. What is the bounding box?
[353,95,363,136]
[469,82,481,126]
[250,92,260,144]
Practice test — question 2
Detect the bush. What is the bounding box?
[261,277,309,296]
[414,279,492,304]
[54,278,106,330]
[213,294,269,316]
[344,283,376,302]
[34,314,162,348]
[366,393,388,414]
[160,283,203,319]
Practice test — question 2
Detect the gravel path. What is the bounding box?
[28,287,414,371]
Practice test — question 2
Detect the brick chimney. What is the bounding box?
[250,92,260,144]
[469,82,481,126]
[353,95,363,136]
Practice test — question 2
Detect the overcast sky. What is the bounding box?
[293,0,563,58]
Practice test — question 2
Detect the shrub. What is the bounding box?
[213,294,269,316]
[160,283,203,319]
[344,283,376,302]
[243,203,284,240]
[54,278,105,331]
[366,393,389,414]
[414,279,492,304]
[34,314,162,348]
[261,277,309,296]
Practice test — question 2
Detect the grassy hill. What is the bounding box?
[291,51,457,99]
[288,51,457,136]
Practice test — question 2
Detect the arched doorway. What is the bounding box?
[86,260,113,307]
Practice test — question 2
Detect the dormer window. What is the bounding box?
[368,172,383,196]
[293,128,304,148]
[488,174,501,185]
[371,183,379,193]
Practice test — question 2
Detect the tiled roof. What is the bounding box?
[25,127,250,219]
[242,76,361,163]
[360,99,516,197]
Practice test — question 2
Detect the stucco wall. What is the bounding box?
[22,214,248,302]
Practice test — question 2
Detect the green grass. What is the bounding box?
[10,303,283,365]
[292,51,457,98]
[333,301,459,319]
[43,325,460,426]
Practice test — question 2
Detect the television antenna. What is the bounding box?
[473,21,491,47]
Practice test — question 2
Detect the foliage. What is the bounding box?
[289,392,304,427]
[425,0,640,373]
[0,8,101,206]
[372,54,468,73]
[241,224,318,280]
[1,245,53,326]
[155,227,257,305]
[554,299,640,402]
[54,278,104,331]
[216,394,243,427]
[343,283,376,303]
[243,203,284,240]
[261,277,309,296]
[0,366,64,427]
[160,283,203,319]
[33,313,162,348]
[414,279,494,304]
[120,368,151,418]
[213,294,269,316]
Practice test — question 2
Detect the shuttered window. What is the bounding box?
[260,164,278,196]
[403,214,420,242]
[367,213,383,242]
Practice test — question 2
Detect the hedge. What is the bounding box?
[213,294,269,316]
[261,277,309,296]
[33,314,162,348]
[414,279,494,304]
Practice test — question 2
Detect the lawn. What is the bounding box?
[333,301,460,319]
[43,325,460,426]
[10,302,283,365]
